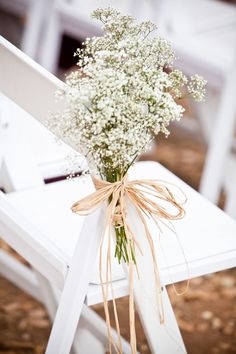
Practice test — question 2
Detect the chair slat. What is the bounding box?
[0,36,65,129]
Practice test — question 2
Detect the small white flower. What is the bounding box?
[50,7,206,178]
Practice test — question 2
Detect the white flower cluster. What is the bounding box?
[52,8,206,181]
[187,74,207,102]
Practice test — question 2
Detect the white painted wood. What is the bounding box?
[21,0,48,59]
[0,36,65,129]
[0,93,87,185]
[72,328,104,354]
[127,202,187,353]
[45,206,105,354]
[0,36,86,158]
[199,67,236,204]
[130,162,236,278]
[39,0,136,73]
[191,90,218,143]
[144,0,236,211]
[225,168,236,219]
[0,103,44,191]
[77,305,132,354]
[38,0,62,74]
[136,285,186,354]
[34,271,58,320]
[0,39,83,186]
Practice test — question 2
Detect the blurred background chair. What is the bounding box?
[144,0,236,215]
[0,0,51,59]
[37,0,236,217]
[38,0,136,74]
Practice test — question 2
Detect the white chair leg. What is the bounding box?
[200,68,236,204]
[39,1,62,74]
[78,305,133,354]
[45,208,104,354]
[34,270,58,320]
[192,89,219,143]
[126,204,187,353]
[225,188,236,219]
[74,323,105,354]
[21,0,48,59]
[225,168,236,219]
[135,285,186,353]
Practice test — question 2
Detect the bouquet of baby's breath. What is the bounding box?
[52,8,206,264]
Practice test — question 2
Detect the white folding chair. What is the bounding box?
[38,0,136,74]
[1,36,236,354]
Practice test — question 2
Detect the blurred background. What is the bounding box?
[0,0,236,353]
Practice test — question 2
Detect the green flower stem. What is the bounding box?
[105,169,136,264]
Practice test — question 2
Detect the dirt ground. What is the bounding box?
[0,125,236,354]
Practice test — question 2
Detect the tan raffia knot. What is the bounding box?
[71,174,187,354]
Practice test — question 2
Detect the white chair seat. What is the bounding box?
[5,161,236,305]
[7,175,95,260]
[130,162,236,281]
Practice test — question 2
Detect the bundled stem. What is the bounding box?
[105,169,136,264]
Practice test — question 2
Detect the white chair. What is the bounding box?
[1,36,236,354]
[38,0,136,74]
[143,0,236,212]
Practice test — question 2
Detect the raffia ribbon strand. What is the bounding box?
[72,175,187,354]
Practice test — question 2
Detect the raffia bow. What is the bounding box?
[72,175,187,354]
